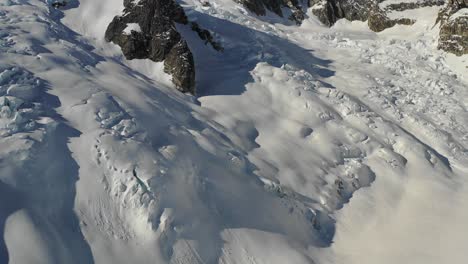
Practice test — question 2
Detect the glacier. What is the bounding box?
[0,0,467,263]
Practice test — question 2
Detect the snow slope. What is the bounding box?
[0,0,467,263]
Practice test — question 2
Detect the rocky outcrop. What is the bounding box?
[309,0,373,26]
[383,0,445,12]
[367,5,415,32]
[309,0,436,31]
[437,0,468,55]
[105,0,195,94]
[191,22,224,52]
[437,0,467,23]
[235,0,306,24]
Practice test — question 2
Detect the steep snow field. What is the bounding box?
[0,0,467,263]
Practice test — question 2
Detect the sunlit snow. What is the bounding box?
[0,0,467,263]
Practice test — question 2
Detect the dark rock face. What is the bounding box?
[51,1,67,8]
[367,5,414,32]
[438,0,468,55]
[309,0,439,32]
[235,0,306,24]
[309,0,373,26]
[191,22,224,52]
[437,0,467,23]
[383,0,445,12]
[105,0,195,94]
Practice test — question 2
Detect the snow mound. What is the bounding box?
[0,67,45,137]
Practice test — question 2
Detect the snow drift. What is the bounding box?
[0,0,467,263]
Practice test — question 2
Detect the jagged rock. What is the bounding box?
[368,5,414,32]
[235,0,306,24]
[438,0,468,55]
[105,0,195,94]
[383,0,445,12]
[191,22,224,51]
[437,0,467,23]
[310,0,428,32]
[309,0,338,26]
[164,41,196,90]
[309,0,373,26]
[439,15,468,55]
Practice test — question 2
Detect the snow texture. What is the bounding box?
[0,0,467,264]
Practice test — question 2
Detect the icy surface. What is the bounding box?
[0,0,467,264]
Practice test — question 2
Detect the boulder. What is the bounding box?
[105,0,196,94]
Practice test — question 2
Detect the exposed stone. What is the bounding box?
[309,0,336,26]
[368,5,415,32]
[438,0,468,55]
[191,22,224,52]
[235,0,306,24]
[105,0,195,94]
[309,0,374,26]
[164,41,196,90]
[383,0,445,12]
[437,0,467,24]
[310,0,433,32]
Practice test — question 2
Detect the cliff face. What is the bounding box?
[105,0,196,94]
[438,0,468,55]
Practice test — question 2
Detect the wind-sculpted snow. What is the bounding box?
[0,0,467,263]
[1,0,338,263]
[0,64,93,263]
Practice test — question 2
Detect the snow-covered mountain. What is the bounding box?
[0,0,467,263]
